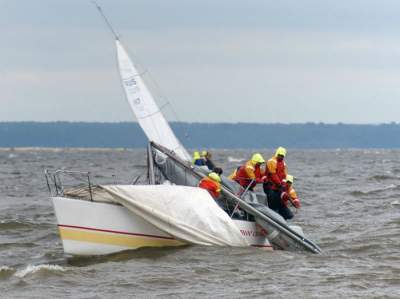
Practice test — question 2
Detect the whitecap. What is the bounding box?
[383,184,397,190]
[15,264,65,278]
[227,156,243,163]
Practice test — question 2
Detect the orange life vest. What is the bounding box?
[280,185,300,208]
[265,156,287,190]
[234,160,262,189]
[198,177,221,198]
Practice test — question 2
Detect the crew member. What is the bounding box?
[198,172,222,199]
[201,150,216,171]
[230,153,266,191]
[192,151,205,166]
[281,175,301,209]
[271,175,301,220]
[264,147,290,217]
[213,167,223,176]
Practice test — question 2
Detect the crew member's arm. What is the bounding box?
[245,163,256,180]
[289,188,301,208]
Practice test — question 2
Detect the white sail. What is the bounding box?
[102,185,248,247]
[116,39,191,161]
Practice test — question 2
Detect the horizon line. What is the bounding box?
[0,121,399,126]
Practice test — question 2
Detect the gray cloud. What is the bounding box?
[1,0,400,123]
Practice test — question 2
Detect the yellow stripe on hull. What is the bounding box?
[59,227,186,249]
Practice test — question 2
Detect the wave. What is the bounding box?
[367,174,397,181]
[339,242,385,255]
[391,200,400,207]
[0,220,33,230]
[349,184,398,196]
[0,242,36,250]
[227,156,243,163]
[14,264,65,279]
[0,266,15,280]
[349,190,367,197]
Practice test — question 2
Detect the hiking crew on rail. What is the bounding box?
[196,147,301,220]
[229,153,266,192]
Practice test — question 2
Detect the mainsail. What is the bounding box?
[116,39,191,161]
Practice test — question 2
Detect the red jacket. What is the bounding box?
[232,160,263,189]
[265,156,287,190]
[199,177,221,198]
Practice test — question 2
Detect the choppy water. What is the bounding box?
[1,148,399,298]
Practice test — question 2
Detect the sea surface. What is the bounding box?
[0,148,399,298]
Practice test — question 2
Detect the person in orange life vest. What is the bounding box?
[263,147,291,218]
[229,153,266,191]
[268,176,300,220]
[198,172,221,199]
[264,146,288,191]
[280,175,301,209]
[271,175,300,220]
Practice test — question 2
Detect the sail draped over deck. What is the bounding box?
[101,184,248,247]
[116,40,190,161]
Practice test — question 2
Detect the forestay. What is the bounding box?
[116,40,190,161]
[101,184,248,247]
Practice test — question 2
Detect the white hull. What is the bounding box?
[51,197,272,256]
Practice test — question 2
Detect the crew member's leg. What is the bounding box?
[266,189,281,211]
[279,206,294,220]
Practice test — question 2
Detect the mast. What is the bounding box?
[92,1,119,40]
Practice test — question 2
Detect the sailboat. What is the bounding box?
[45,5,321,256]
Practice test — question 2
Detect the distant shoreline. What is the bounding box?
[1,122,400,148]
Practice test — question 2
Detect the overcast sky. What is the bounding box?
[1,0,400,123]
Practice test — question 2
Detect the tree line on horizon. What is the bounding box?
[1,122,400,148]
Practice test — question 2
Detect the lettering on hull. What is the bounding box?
[240,229,264,237]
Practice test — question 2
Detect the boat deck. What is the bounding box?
[63,186,116,204]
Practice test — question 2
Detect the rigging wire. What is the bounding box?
[140,69,191,141]
[122,49,190,142]
[92,1,166,144]
[119,42,192,143]
[92,1,191,146]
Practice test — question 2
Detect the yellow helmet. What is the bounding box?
[251,153,265,164]
[201,150,208,157]
[286,175,294,184]
[275,146,287,157]
[208,172,221,182]
[193,151,200,160]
